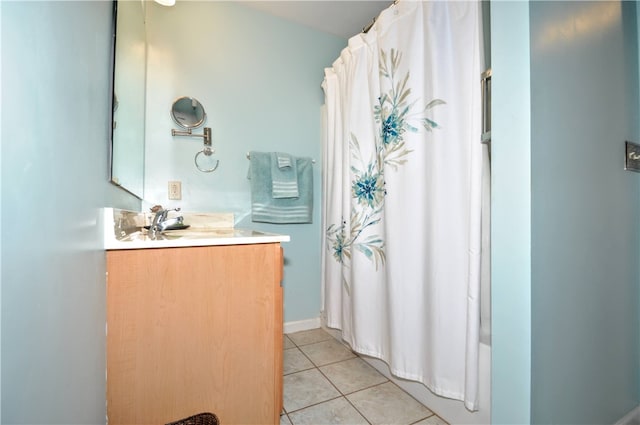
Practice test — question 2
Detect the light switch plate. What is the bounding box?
[168,181,182,200]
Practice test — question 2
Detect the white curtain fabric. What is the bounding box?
[321,0,483,410]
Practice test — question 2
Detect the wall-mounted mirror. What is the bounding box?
[110,0,146,199]
[171,96,207,129]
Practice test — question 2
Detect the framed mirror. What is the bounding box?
[171,96,206,129]
[109,0,146,199]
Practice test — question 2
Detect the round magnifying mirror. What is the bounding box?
[171,96,206,129]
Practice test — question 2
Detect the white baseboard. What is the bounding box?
[283,317,321,334]
[615,405,640,425]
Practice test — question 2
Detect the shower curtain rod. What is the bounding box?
[362,0,399,33]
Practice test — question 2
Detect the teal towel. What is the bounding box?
[248,151,313,224]
[271,152,299,198]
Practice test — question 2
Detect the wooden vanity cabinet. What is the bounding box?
[106,243,284,425]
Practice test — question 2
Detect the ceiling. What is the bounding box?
[240,1,392,39]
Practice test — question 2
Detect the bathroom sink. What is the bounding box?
[115,228,228,242]
[143,224,191,231]
[103,208,290,249]
[162,228,235,238]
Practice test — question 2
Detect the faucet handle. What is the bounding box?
[151,206,182,233]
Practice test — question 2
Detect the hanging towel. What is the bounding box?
[248,151,313,224]
[271,152,299,198]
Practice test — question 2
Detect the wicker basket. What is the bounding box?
[165,412,219,425]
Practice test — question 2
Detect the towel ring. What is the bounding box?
[195,147,219,173]
[171,126,219,172]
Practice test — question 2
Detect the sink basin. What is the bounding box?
[162,228,235,238]
[115,228,233,242]
[143,224,191,231]
[160,228,274,239]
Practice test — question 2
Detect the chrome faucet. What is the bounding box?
[150,207,183,234]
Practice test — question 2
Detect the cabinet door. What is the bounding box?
[107,243,283,425]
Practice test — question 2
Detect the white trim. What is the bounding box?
[283,317,321,334]
[615,405,640,425]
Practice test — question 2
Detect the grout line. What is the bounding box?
[285,394,344,415]
[285,329,333,348]
[316,362,347,396]
[408,412,437,425]
[283,347,315,376]
[386,379,441,417]
[342,395,372,425]
[283,411,293,425]
[318,364,375,425]
[313,358,390,397]
[339,379,390,397]
[295,342,356,369]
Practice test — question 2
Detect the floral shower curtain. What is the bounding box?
[321,0,483,410]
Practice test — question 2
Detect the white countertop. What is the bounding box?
[103,208,290,250]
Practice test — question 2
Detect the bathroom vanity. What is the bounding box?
[104,209,289,425]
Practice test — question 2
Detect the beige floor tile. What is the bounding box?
[320,357,388,394]
[299,339,356,367]
[287,328,333,346]
[288,397,368,425]
[284,335,296,350]
[284,347,314,375]
[414,415,449,425]
[347,382,433,425]
[283,368,341,412]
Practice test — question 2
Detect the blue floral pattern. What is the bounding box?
[352,164,386,209]
[326,49,445,290]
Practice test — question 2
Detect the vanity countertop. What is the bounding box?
[103,208,290,250]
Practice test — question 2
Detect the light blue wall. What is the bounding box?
[1,1,139,422]
[492,1,640,423]
[490,2,532,423]
[4,2,637,423]
[143,2,345,323]
[530,1,640,423]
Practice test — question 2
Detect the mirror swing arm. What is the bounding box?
[171,127,219,173]
[170,96,219,173]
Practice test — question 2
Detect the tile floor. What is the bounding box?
[281,328,449,425]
